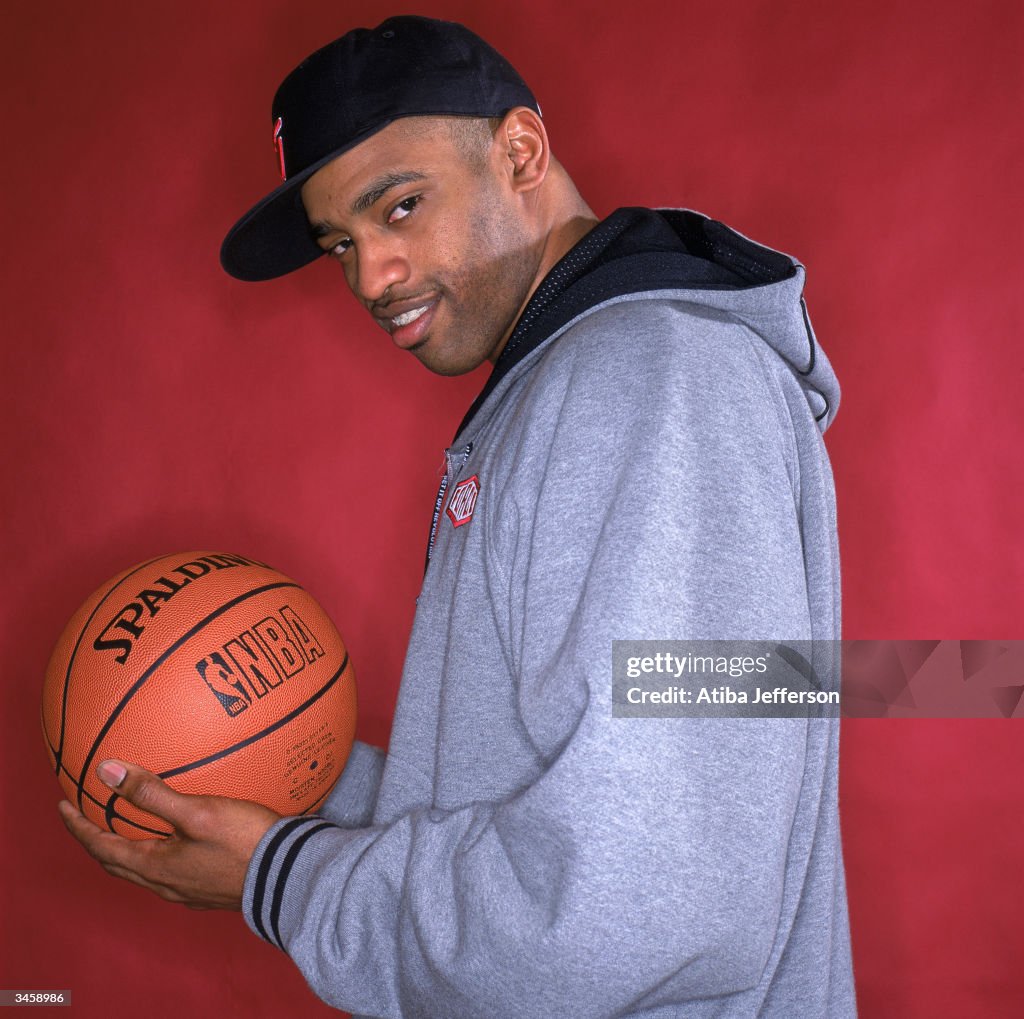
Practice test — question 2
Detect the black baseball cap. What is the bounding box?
[220,15,540,282]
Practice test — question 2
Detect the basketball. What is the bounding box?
[41,551,357,839]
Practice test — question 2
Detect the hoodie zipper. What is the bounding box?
[425,442,473,571]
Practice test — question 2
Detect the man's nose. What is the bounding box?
[352,239,410,304]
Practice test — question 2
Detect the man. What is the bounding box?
[60,15,856,1018]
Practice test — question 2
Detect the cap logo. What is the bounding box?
[446,475,480,528]
[273,117,286,180]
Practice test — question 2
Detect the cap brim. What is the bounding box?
[220,124,394,282]
[220,174,321,282]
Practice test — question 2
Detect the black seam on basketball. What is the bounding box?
[302,783,333,815]
[73,580,302,810]
[270,822,337,948]
[99,647,345,835]
[92,652,347,838]
[113,819,170,837]
[153,652,347,781]
[54,758,169,835]
[51,555,169,779]
[50,756,169,836]
[103,791,171,838]
[252,817,311,944]
[57,758,125,811]
[112,816,171,837]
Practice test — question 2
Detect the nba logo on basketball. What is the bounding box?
[194,605,326,718]
[446,475,480,527]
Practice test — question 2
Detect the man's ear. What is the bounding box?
[494,107,550,193]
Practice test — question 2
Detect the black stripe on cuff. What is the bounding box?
[251,817,319,946]
[269,821,338,949]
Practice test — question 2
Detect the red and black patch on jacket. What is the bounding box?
[446,475,480,528]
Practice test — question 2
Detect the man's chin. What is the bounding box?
[413,354,484,378]
[408,337,492,378]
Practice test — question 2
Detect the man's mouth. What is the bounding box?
[374,294,438,330]
[375,298,440,349]
[390,304,432,328]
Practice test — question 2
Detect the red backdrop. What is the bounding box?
[2,1,1021,1016]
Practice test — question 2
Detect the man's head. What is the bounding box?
[220,16,541,283]
[298,108,555,374]
[221,16,595,373]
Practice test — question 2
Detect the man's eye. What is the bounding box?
[330,238,352,257]
[388,195,420,223]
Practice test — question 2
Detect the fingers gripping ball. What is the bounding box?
[41,551,357,839]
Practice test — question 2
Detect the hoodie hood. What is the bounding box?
[455,207,838,439]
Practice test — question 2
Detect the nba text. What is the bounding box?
[194,605,326,717]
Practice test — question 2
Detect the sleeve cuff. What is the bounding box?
[242,815,339,949]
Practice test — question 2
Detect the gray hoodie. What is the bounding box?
[243,208,856,1018]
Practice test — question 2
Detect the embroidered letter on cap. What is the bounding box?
[446,475,480,527]
[273,117,286,180]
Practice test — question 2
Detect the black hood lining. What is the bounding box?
[455,208,808,440]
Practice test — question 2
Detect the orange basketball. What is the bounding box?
[41,551,356,839]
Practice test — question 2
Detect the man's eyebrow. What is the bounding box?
[351,170,428,216]
[309,170,430,242]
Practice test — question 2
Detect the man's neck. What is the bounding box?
[488,188,599,365]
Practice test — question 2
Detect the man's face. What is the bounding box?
[300,116,540,376]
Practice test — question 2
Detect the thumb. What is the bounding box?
[97,759,189,829]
